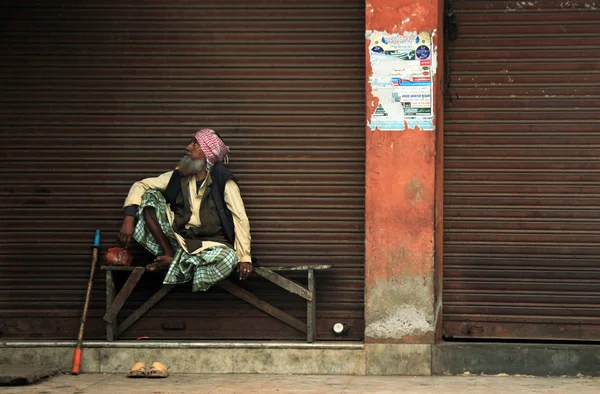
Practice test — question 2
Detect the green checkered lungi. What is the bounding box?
[133,189,238,292]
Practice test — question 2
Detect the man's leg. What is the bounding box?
[142,207,175,271]
[132,189,180,271]
[143,207,175,257]
[163,246,238,292]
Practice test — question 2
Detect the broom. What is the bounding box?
[72,230,101,375]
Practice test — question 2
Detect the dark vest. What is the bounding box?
[161,163,236,251]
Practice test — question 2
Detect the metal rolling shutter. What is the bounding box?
[443,0,600,340]
[0,1,365,340]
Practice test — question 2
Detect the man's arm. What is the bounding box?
[223,180,252,279]
[118,170,174,247]
[123,170,174,213]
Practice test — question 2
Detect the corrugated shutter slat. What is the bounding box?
[0,0,365,340]
[443,0,600,340]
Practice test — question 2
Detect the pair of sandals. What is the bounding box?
[128,361,169,378]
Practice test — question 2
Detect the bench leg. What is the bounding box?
[217,280,306,334]
[106,270,117,341]
[307,269,316,343]
[103,267,145,323]
[117,285,176,336]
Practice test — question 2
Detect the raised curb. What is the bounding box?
[433,343,600,377]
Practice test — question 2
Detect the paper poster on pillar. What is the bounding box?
[367,30,435,131]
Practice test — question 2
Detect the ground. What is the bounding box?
[1,373,599,393]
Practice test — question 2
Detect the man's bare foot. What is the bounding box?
[146,255,174,272]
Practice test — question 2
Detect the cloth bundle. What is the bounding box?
[104,247,134,266]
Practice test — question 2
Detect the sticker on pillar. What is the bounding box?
[366,30,434,131]
[415,45,430,60]
[374,104,388,117]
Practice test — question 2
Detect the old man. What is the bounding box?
[117,129,252,291]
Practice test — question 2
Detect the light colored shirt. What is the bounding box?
[123,170,252,263]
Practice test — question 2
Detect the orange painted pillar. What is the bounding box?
[364,0,443,344]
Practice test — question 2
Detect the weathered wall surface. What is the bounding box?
[364,0,442,344]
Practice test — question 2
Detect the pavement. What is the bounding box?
[1,373,599,393]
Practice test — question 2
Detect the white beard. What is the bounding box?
[178,156,206,175]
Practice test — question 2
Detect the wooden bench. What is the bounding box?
[101,264,332,343]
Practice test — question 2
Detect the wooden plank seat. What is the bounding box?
[101,264,332,343]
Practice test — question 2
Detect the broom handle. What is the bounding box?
[72,230,101,375]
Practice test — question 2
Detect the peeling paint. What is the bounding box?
[366,0,437,33]
[405,178,424,205]
[366,305,432,339]
[365,276,434,340]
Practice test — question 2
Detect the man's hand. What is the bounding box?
[238,261,253,280]
[118,216,135,248]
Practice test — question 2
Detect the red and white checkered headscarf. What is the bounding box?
[194,128,230,170]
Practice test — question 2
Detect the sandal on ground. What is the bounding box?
[147,361,169,378]
[127,361,147,378]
